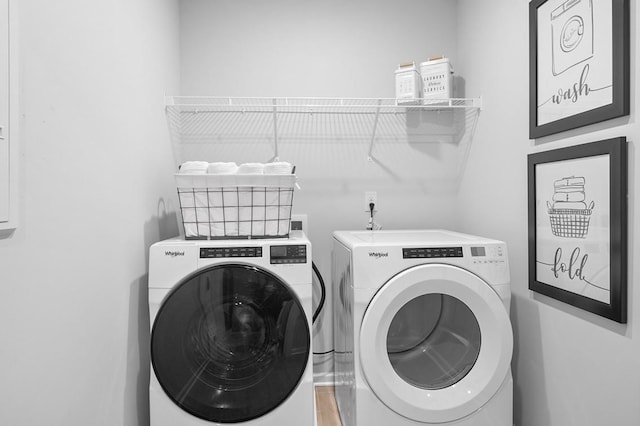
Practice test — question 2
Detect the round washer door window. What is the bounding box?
[151,264,310,423]
[360,264,512,424]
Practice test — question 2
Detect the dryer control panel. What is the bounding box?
[469,244,506,265]
[403,247,463,258]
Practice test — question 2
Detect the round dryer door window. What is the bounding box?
[387,293,481,390]
[151,264,310,423]
[360,263,512,424]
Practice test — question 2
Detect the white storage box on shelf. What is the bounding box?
[394,62,422,105]
[175,173,296,240]
[419,57,454,104]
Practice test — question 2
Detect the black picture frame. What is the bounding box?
[527,137,627,323]
[529,0,629,139]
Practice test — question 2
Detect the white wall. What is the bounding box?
[457,1,640,425]
[179,0,462,381]
[0,1,181,425]
[180,0,458,98]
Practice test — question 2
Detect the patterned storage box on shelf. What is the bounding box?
[176,174,296,239]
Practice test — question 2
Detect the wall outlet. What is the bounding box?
[290,214,308,233]
[364,191,377,212]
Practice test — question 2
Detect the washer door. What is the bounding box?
[359,264,512,423]
[151,264,310,423]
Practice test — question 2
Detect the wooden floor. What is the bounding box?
[315,386,342,426]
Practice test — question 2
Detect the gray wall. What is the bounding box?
[0,0,181,425]
[457,1,640,425]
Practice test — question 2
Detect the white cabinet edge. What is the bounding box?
[0,0,18,231]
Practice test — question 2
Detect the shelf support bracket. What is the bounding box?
[272,98,279,161]
[367,99,382,161]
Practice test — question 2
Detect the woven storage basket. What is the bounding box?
[548,205,593,239]
[176,174,296,240]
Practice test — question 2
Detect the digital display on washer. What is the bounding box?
[402,246,463,258]
[470,246,486,257]
[200,247,262,258]
[270,245,307,264]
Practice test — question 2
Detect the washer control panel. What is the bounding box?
[200,247,262,258]
[403,246,463,258]
[270,244,307,264]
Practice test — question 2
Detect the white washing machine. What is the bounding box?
[148,232,313,426]
[333,230,513,426]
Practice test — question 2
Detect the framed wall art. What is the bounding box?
[529,0,629,139]
[527,137,627,322]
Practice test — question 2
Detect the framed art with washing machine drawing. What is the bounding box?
[527,138,627,323]
[529,0,629,139]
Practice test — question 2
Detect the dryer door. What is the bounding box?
[151,264,310,423]
[359,263,512,423]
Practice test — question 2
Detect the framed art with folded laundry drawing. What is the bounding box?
[527,138,627,322]
[529,0,629,139]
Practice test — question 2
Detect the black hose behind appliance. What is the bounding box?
[312,261,325,324]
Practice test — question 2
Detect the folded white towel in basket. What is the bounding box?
[207,162,238,174]
[248,221,265,237]
[178,192,195,208]
[209,220,239,237]
[184,223,211,238]
[223,221,239,236]
[179,189,223,209]
[179,161,209,174]
[237,163,265,174]
[195,190,209,208]
[265,219,290,237]
[181,208,210,223]
[263,161,293,175]
[184,223,198,238]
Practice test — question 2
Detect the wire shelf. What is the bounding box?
[165,96,482,188]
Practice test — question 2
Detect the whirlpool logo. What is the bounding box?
[369,252,389,259]
[165,250,185,257]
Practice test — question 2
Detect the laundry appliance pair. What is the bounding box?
[333,229,513,426]
[148,232,314,426]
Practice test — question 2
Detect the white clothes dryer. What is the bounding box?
[333,230,512,426]
[148,232,313,426]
